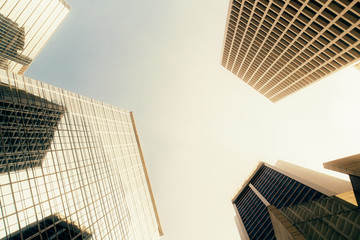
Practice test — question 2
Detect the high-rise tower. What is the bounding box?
[0,1,163,239]
[232,160,352,239]
[222,0,360,102]
[0,70,163,239]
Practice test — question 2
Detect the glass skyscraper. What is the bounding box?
[232,161,352,240]
[0,69,163,239]
[0,0,70,75]
[270,195,360,239]
[265,155,360,239]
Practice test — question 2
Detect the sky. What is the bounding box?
[26,0,360,239]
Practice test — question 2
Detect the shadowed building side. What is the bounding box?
[268,196,360,240]
[0,83,64,173]
[4,214,91,240]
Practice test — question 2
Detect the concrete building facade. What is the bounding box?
[222,0,360,102]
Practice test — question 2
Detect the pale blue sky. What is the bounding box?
[26,1,360,239]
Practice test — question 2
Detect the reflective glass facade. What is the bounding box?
[0,0,69,74]
[0,69,162,240]
[233,164,326,240]
[235,187,273,239]
[0,82,64,173]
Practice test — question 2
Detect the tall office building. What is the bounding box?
[222,0,360,102]
[0,69,163,239]
[0,0,69,74]
[232,160,352,239]
[266,155,360,240]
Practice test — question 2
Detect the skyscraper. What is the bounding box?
[232,160,352,239]
[0,0,70,74]
[221,0,360,102]
[0,69,163,239]
[266,155,360,239]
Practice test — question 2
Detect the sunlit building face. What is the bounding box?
[0,0,70,75]
[0,70,162,239]
[222,0,360,102]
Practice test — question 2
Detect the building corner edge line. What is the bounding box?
[129,112,164,236]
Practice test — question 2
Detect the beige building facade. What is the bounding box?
[222,0,360,102]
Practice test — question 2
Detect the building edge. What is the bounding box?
[270,59,360,103]
[323,153,360,207]
[20,2,70,75]
[231,161,265,203]
[323,153,360,177]
[273,160,352,196]
[233,204,250,240]
[59,0,70,10]
[231,160,352,203]
[267,205,306,240]
[220,0,234,65]
[129,112,164,236]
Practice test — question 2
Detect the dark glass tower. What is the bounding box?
[232,161,352,240]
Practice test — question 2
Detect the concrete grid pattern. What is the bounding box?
[222,0,360,102]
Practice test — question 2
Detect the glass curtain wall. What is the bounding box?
[0,69,160,240]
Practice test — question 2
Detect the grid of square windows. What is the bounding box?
[222,0,360,102]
